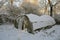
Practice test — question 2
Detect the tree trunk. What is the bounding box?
[50,3,53,16]
[48,0,53,16]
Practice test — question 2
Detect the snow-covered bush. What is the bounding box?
[26,14,56,30]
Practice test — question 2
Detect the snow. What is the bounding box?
[13,2,20,7]
[0,24,60,40]
[0,0,2,1]
[26,14,56,30]
[17,25,60,40]
[0,24,20,40]
[0,14,60,40]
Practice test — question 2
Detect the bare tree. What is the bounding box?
[47,0,60,17]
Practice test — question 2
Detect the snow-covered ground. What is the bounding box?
[0,24,60,40]
[0,24,20,40]
[0,14,60,40]
[20,25,60,40]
